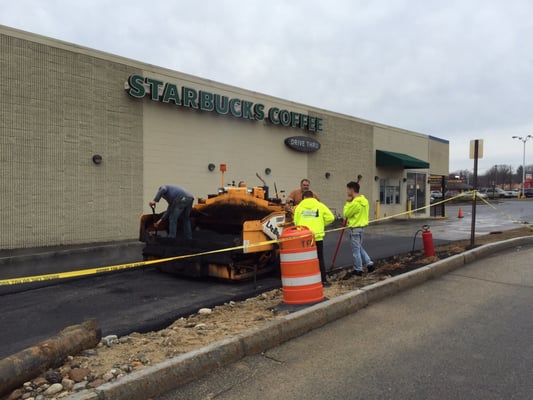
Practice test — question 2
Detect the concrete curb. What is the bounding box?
[67,236,533,400]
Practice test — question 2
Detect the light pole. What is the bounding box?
[512,135,532,198]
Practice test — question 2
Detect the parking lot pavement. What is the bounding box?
[366,201,532,241]
[325,200,532,270]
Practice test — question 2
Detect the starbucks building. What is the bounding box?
[0,25,449,250]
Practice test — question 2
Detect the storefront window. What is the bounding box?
[379,179,401,204]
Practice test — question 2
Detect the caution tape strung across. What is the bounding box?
[477,194,533,231]
[2,192,529,286]
[0,235,303,287]
[324,192,462,235]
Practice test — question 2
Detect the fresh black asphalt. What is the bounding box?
[0,227,446,359]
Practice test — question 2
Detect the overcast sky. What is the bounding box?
[2,0,533,174]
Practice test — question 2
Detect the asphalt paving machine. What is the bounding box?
[139,172,289,281]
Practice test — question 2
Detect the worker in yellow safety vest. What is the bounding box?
[293,190,335,287]
[343,180,374,277]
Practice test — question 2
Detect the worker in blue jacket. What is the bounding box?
[149,185,194,239]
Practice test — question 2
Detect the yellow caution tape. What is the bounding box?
[3,191,528,286]
[477,194,533,231]
[324,192,464,234]
[0,234,308,286]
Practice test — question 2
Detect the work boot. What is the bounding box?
[367,262,375,273]
[352,270,363,277]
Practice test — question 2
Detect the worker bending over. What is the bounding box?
[149,185,194,239]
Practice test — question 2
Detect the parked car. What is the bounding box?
[478,188,512,199]
[445,190,460,199]
[523,188,533,198]
[456,191,488,200]
[502,189,515,197]
[430,190,443,199]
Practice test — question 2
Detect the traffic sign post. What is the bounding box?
[469,139,483,248]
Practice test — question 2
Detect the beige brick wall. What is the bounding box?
[0,31,143,249]
[141,97,308,208]
[1,26,448,250]
[428,137,449,176]
[374,125,429,160]
[307,114,374,216]
[137,69,313,209]
[137,69,376,218]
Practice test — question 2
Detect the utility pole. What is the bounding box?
[512,135,532,198]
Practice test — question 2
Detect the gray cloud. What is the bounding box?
[2,0,533,173]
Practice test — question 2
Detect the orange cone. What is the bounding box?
[458,208,464,218]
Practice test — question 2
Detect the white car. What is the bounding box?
[430,190,443,199]
[457,191,488,200]
[479,188,512,199]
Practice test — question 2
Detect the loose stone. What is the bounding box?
[45,370,63,384]
[134,353,148,364]
[87,378,105,389]
[102,372,114,382]
[102,334,119,346]
[37,384,49,393]
[119,363,132,373]
[69,367,90,382]
[61,378,75,391]
[43,383,63,396]
[72,381,88,392]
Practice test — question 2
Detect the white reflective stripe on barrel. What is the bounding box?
[280,249,317,263]
[281,273,321,287]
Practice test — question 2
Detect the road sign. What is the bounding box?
[469,139,483,159]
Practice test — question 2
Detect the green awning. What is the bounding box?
[376,150,429,169]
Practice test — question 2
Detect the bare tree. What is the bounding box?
[483,164,513,188]
[449,169,473,184]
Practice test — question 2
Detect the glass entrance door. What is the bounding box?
[406,172,427,214]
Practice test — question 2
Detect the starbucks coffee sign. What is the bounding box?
[125,75,323,132]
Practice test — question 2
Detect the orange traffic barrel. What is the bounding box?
[279,226,324,305]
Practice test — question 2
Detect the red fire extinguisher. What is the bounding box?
[422,225,435,257]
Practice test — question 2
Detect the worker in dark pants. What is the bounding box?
[293,190,335,287]
[149,185,194,239]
